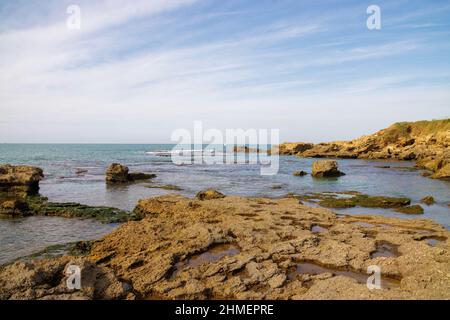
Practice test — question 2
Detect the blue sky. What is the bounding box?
[0,0,449,143]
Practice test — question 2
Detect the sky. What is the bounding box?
[0,0,449,143]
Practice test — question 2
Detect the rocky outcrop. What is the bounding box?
[0,199,30,217]
[105,163,156,184]
[0,164,134,221]
[276,142,314,155]
[0,164,44,195]
[394,205,424,215]
[105,164,129,183]
[196,189,226,200]
[429,163,450,179]
[311,160,345,178]
[276,119,450,179]
[293,171,308,177]
[1,194,449,300]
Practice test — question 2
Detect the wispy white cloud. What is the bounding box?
[0,0,449,143]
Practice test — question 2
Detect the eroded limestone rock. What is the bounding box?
[0,164,44,195]
[311,160,345,178]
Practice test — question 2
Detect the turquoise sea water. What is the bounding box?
[1,143,449,264]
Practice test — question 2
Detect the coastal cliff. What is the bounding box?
[276,119,450,179]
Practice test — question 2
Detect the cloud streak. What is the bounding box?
[0,0,449,143]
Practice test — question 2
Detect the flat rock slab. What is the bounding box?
[1,195,449,300]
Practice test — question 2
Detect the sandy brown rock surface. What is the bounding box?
[1,194,449,300]
[0,164,44,195]
[311,160,345,177]
[276,119,450,179]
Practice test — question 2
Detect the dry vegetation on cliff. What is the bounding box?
[277,119,450,179]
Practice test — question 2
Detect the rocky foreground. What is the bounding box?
[276,119,450,179]
[1,194,449,300]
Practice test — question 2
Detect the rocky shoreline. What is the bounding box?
[0,193,449,300]
[0,164,155,222]
[0,122,449,300]
[275,119,450,179]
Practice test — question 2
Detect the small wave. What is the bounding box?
[146,149,225,157]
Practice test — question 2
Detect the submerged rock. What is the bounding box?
[196,189,226,200]
[293,171,308,177]
[128,172,156,181]
[105,163,156,184]
[322,195,410,209]
[394,205,424,215]
[421,196,435,206]
[294,192,411,209]
[0,195,135,223]
[75,168,88,175]
[0,164,44,195]
[25,196,135,223]
[233,146,261,153]
[146,184,183,191]
[311,160,345,178]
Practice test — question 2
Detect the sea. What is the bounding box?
[1,143,449,264]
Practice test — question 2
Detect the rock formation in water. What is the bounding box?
[233,146,261,153]
[0,164,44,195]
[1,194,449,300]
[421,196,435,206]
[276,119,450,179]
[105,163,156,183]
[311,160,345,178]
[0,164,134,222]
[293,171,308,177]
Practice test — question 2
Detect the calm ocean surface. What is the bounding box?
[1,143,449,264]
